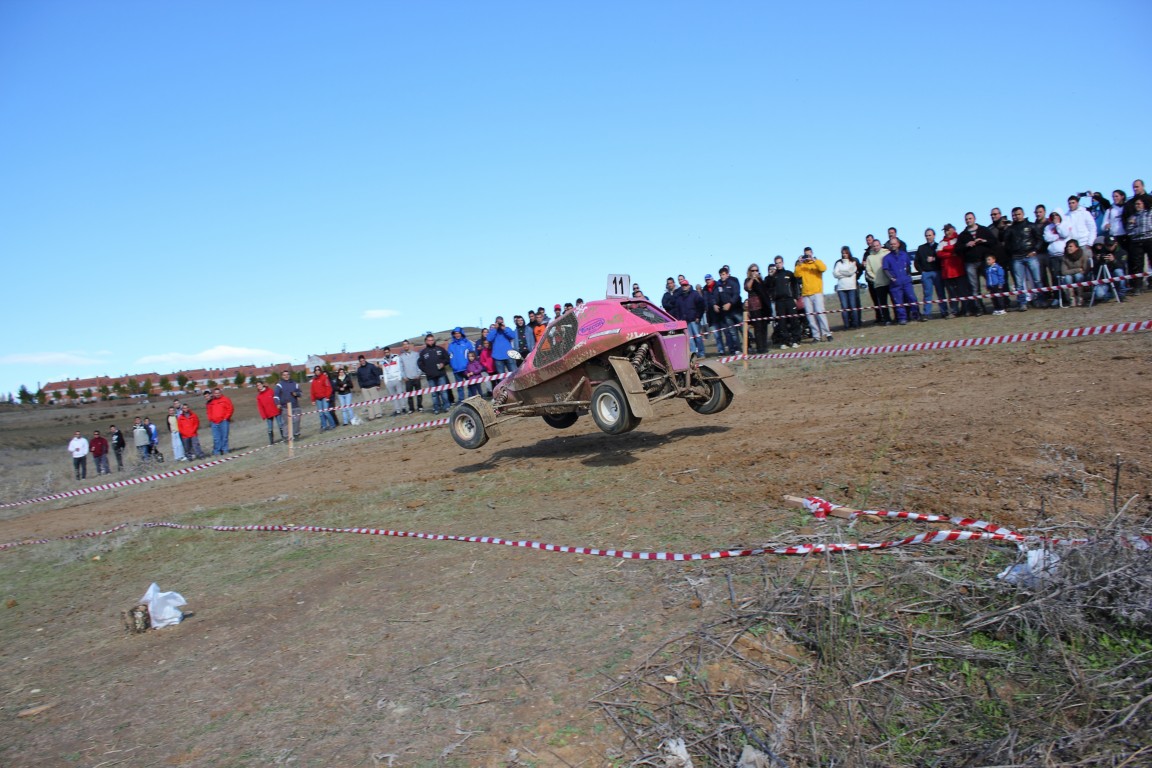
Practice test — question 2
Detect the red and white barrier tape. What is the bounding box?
[6,493,1148,555]
[3,319,1148,512]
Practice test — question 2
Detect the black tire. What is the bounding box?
[541,412,579,429]
[688,364,734,415]
[590,381,639,435]
[449,404,489,449]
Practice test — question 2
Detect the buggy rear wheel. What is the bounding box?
[688,364,733,415]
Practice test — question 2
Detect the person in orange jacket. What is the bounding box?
[176,403,207,460]
[204,387,235,455]
[255,380,285,444]
[310,365,337,431]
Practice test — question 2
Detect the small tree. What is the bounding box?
[234,372,246,388]
[126,378,140,395]
[113,381,126,396]
[159,376,171,392]
[140,378,152,395]
[17,385,33,404]
[35,389,47,405]
[83,388,93,401]
[265,373,279,385]
[66,384,78,402]
[176,373,189,389]
[98,384,110,400]
[185,381,196,392]
[206,379,218,389]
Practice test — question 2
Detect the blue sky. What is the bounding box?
[2,1,1148,397]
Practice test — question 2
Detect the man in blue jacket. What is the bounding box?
[882,239,922,325]
[671,277,707,357]
[447,328,475,403]
[486,316,517,374]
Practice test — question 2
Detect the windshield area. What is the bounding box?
[622,301,673,324]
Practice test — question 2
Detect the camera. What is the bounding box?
[1074,191,1090,198]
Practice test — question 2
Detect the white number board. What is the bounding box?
[606,274,631,299]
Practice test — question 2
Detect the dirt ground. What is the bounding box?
[1,300,1150,767]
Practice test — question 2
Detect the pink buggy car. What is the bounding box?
[449,298,742,449]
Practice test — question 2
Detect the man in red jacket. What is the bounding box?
[177,404,207,460]
[90,429,111,475]
[204,387,235,455]
[255,381,285,444]
[310,366,337,431]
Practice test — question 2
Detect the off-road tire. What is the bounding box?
[541,412,579,429]
[590,381,639,435]
[688,364,734,415]
[449,404,489,449]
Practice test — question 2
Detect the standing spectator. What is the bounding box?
[661,277,678,317]
[864,239,893,325]
[274,370,304,439]
[333,366,355,426]
[529,311,547,344]
[131,418,150,463]
[310,366,336,431]
[143,417,160,460]
[486,316,517,374]
[448,328,475,403]
[380,345,407,416]
[418,333,452,414]
[255,380,285,444]
[672,277,707,357]
[743,264,771,353]
[988,208,1010,248]
[795,248,832,341]
[1004,207,1043,311]
[700,274,726,355]
[957,211,997,316]
[1125,196,1152,295]
[882,239,922,324]
[862,235,885,324]
[398,340,424,413]
[463,350,486,397]
[767,256,802,348]
[166,406,186,461]
[512,315,535,361]
[205,387,235,454]
[714,265,743,354]
[1061,240,1089,307]
[1044,212,1071,305]
[984,254,1008,315]
[833,247,863,330]
[177,403,208,459]
[108,424,126,471]
[90,429,110,475]
[938,224,967,317]
[1064,195,1098,256]
[886,227,908,253]
[1034,204,1058,305]
[68,430,89,480]
[355,354,383,421]
[1102,190,1133,292]
[478,338,496,394]
[914,230,944,319]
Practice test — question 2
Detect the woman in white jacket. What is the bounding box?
[1044,212,1071,306]
[833,247,863,330]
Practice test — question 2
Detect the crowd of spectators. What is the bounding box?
[65,179,1149,477]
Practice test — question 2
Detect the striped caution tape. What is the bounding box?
[2,319,1148,512]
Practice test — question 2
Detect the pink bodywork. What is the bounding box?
[493,299,691,407]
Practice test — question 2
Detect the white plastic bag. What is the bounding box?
[139,582,187,629]
[997,549,1061,588]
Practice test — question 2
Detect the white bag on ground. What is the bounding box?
[139,582,187,628]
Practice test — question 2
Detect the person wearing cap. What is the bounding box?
[671,276,707,357]
[68,430,90,481]
[700,274,726,355]
[355,354,383,421]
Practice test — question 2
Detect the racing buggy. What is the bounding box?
[449,298,743,449]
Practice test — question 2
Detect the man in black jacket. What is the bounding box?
[767,256,802,348]
[914,229,943,319]
[355,354,383,421]
[1004,207,1042,311]
[417,335,452,415]
[956,211,997,315]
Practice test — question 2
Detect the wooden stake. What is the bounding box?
[286,402,294,459]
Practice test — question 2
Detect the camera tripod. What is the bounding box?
[1088,263,1122,307]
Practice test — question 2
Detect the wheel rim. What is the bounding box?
[455,412,477,440]
[595,393,620,426]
